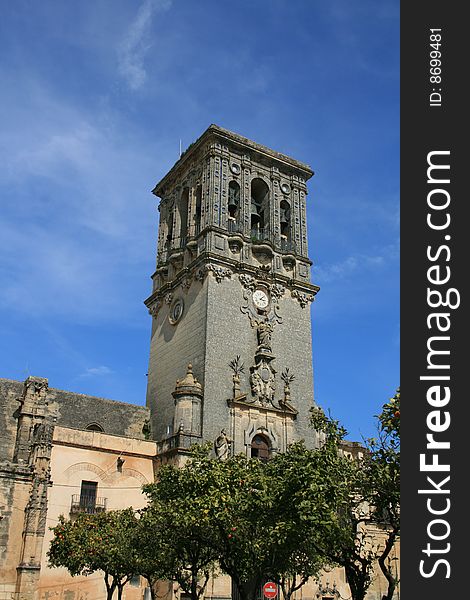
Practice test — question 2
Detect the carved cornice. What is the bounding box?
[152,125,314,198]
[145,251,319,316]
[195,263,233,283]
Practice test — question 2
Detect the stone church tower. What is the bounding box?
[144,125,320,462]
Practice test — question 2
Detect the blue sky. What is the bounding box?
[0,0,399,441]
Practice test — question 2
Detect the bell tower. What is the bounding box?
[145,125,320,461]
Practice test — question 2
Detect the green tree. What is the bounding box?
[308,395,400,600]
[366,388,400,600]
[308,408,379,600]
[141,445,327,600]
[138,444,220,600]
[48,508,139,600]
[262,442,330,600]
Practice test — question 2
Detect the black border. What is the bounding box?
[401,3,466,597]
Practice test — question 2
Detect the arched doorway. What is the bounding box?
[250,434,271,461]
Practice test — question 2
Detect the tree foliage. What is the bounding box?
[48,509,139,600]
[137,446,220,600]
[366,388,400,600]
[48,392,400,600]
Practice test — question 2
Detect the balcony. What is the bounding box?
[70,494,107,515]
[280,237,297,254]
[250,228,271,245]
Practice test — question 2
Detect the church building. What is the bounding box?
[0,125,397,600]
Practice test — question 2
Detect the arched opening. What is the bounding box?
[179,187,189,247]
[194,185,202,235]
[165,208,174,251]
[86,423,104,432]
[228,181,240,232]
[250,178,269,238]
[250,434,271,461]
[280,199,291,249]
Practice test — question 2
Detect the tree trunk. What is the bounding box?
[104,574,117,600]
[344,564,368,600]
[190,570,199,600]
[117,583,124,600]
[378,529,399,600]
[145,577,157,600]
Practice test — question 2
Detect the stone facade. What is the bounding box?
[0,125,399,600]
[145,125,320,461]
[0,377,152,600]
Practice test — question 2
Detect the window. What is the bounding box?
[228,181,241,226]
[79,480,97,512]
[194,185,202,234]
[71,481,107,515]
[179,188,189,246]
[280,200,291,247]
[250,434,271,461]
[250,178,269,237]
[86,423,104,432]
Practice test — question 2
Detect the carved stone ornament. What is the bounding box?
[148,300,162,318]
[181,276,193,293]
[250,357,276,407]
[239,274,284,328]
[164,292,174,305]
[169,298,184,325]
[196,263,232,283]
[316,582,339,600]
[291,289,315,308]
[25,377,49,397]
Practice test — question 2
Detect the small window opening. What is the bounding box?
[166,209,174,247]
[179,188,189,247]
[280,200,291,240]
[79,480,97,512]
[250,178,269,237]
[194,185,202,234]
[86,423,104,432]
[250,434,271,461]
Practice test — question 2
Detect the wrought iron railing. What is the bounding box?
[280,238,297,253]
[70,494,107,515]
[227,220,243,234]
[250,228,272,244]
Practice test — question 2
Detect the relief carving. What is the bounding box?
[195,263,232,283]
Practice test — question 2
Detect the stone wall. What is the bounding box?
[0,377,152,600]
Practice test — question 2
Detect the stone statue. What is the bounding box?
[214,428,232,460]
[256,320,273,353]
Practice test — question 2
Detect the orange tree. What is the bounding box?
[140,444,328,600]
[136,448,220,600]
[366,388,400,600]
[48,508,139,600]
[307,394,400,600]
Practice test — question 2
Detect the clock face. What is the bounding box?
[253,289,269,310]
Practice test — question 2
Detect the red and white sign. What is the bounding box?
[263,582,278,599]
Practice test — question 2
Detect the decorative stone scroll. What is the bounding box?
[180,276,193,293]
[148,299,162,318]
[195,263,232,283]
[291,289,315,308]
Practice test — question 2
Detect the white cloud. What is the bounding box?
[81,366,114,378]
[117,0,172,90]
[0,79,167,323]
[313,241,398,284]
